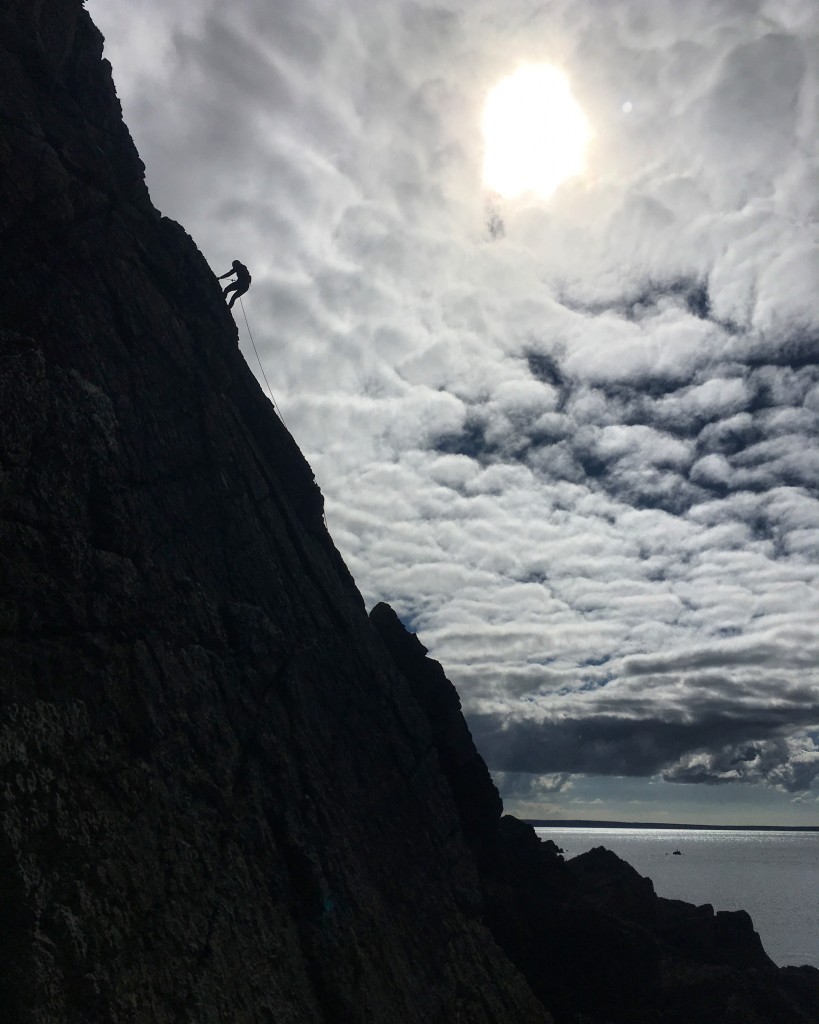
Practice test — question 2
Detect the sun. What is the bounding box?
[482,64,590,200]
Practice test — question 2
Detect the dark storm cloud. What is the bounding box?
[470,710,819,791]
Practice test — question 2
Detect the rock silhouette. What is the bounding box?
[371,603,819,1024]
[1,4,817,1023]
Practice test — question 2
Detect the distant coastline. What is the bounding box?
[527,819,819,832]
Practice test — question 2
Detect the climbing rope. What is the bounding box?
[239,296,286,426]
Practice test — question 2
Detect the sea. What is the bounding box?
[534,826,819,970]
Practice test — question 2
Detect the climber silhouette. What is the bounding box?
[218,260,252,309]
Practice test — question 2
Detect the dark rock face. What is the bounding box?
[371,609,819,1024]
[0,6,548,1023]
[368,603,503,868]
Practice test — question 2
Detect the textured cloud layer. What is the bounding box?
[90,0,819,817]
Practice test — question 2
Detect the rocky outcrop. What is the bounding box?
[0,5,548,1022]
[372,608,819,1024]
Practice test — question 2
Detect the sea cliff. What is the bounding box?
[1,4,817,1022]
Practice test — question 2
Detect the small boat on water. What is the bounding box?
[672,849,682,855]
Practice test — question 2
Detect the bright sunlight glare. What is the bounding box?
[483,64,590,200]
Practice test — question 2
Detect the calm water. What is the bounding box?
[535,827,819,969]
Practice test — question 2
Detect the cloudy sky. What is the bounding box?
[88,0,819,826]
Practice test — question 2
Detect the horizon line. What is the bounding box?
[525,817,819,832]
